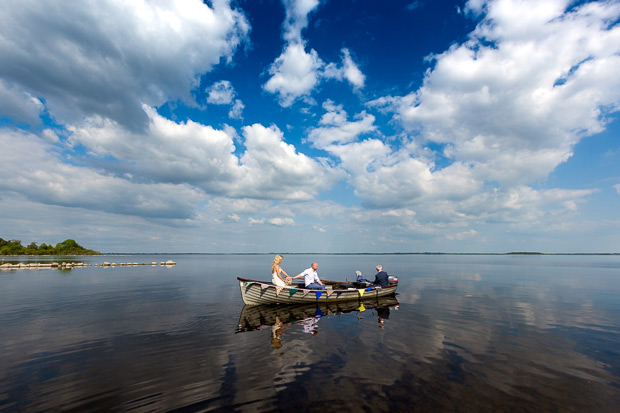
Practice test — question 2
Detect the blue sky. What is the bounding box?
[1,0,619,253]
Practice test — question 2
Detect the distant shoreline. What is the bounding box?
[3,252,618,257]
[1,254,104,257]
[99,252,619,256]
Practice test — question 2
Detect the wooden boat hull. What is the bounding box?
[237,277,398,305]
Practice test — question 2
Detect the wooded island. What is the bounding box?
[0,238,100,255]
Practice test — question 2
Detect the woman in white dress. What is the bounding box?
[271,254,290,287]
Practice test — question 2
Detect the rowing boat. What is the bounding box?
[237,276,398,305]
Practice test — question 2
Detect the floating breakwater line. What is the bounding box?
[0,260,176,270]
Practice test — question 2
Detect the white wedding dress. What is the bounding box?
[272,271,286,287]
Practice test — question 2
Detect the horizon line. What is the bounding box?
[100,251,620,256]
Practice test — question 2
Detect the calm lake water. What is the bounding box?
[1,254,619,411]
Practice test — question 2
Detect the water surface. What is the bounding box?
[1,254,619,411]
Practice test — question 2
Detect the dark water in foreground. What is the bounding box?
[1,254,619,411]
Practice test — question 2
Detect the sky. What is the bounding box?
[1,0,619,253]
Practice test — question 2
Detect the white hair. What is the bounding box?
[376,265,382,271]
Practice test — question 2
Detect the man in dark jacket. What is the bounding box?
[373,265,389,286]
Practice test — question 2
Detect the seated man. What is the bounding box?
[356,270,372,283]
[293,262,325,290]
[373,265,389,287]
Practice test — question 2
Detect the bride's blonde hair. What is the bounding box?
[272,254,283,273]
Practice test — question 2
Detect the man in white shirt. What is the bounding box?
[293,262,324,290]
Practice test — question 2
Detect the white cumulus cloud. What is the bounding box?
[264,43,324,107]
[307,100,377,148]
[282,0,320,44]
[206,80,236,105]
[67,105,242,193]
[229,99,245,120]
[67,106,342,202]
[346,0,620,228]
[0,129,206,219]
[238,123,344,200]
[263,1,365,106]
[369,0,620,188]
[324,49,366,89]
[206,80,245,119]
[0,0,250,130]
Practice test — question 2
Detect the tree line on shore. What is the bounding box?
[0,238,100,255]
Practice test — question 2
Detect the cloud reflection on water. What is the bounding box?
[0,254,619,411]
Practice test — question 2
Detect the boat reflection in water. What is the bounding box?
[236,296,399,352]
